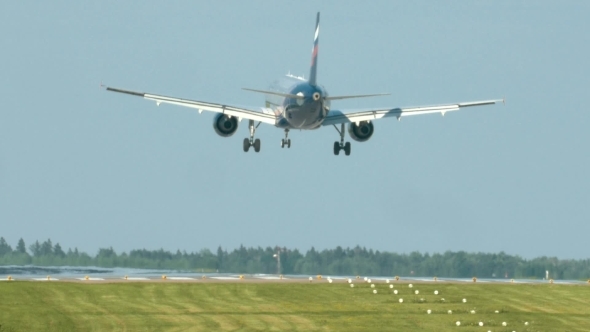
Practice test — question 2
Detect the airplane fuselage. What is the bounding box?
[266,75,331,130]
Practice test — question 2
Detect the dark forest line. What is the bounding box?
[1,237,589,279]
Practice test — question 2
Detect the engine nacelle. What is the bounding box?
[213,114,239,137]
[348,121,374,142]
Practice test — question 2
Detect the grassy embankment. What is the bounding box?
[1,280,589,331]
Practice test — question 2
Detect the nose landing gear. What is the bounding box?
[281,129,291,148]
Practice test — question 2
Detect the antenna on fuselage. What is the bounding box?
[308,12,320,86]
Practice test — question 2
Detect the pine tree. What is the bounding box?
[16,238,27,254]
[40,239,53,256]
[217,246,225,271]
[0,237,13,256]
[54,243,66,258]
[29,240,41,256]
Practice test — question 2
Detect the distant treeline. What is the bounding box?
[1,237,589,279]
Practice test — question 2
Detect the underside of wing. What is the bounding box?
[322,99,502,126]
[105,86,276,125]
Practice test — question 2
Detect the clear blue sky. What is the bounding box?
[1,1,589,259]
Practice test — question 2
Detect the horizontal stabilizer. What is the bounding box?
[242,88,304,99]
[325,93,390,101]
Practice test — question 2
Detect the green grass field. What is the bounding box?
[1,280,589,331]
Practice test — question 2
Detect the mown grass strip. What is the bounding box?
[1,282,589,331]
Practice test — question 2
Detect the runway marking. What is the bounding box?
[122,277,150,280]
[255,276,287,280]
[211,277,241,280]
[76,278,105,281]
[31,278,60,281]
[166,277,194,280]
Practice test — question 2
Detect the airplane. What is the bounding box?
[105,12,502,156]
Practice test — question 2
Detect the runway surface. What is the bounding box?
[1,265,587,285]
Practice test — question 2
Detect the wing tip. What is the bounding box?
[104,86,146,97]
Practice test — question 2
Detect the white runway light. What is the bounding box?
[348,278,352,283]
[470,310,476,314]
[394,290,398,294]
[462,298,467,303]
[350,284,354,288]
[371,284,375,288]
[427,309,431,314]
[414,290,419,295]
[434,290,439,295]
[456,321,461,326]
[479,322,483,326]
[408,284,413,288]
[399,298,403,303]
[367,279,371,283]
[525,321,529,326]
[364,277,368,281]
[495,310,499,313]
[386,279,390,283]
[373,290,377,294]
[389,284,393,289]
[448,310,452,314]
[502,322,507,326]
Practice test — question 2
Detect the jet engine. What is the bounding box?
[348,121,374,142]
[213,114,239,137]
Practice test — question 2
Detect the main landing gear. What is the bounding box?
[281,129,291,148]
[243,120,261,153]
[333,123,351,156]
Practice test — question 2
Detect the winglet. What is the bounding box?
[308,12,320,86]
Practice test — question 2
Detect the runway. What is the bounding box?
[1,266,587,285]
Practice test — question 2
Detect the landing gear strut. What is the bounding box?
[243,120,261,153]
[281,129,291,148]
[333,123,351,156]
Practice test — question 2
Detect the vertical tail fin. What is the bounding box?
[309,12,320,86]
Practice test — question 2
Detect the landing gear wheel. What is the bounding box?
[282,129,291,149]
[253,139,261,152]
[244,119,261,153]
[243,138,250,152]
[333,142,340,155]
[344,142,351,156]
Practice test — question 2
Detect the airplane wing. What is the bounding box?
[322,99,503,126]
[104,86,277,125]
